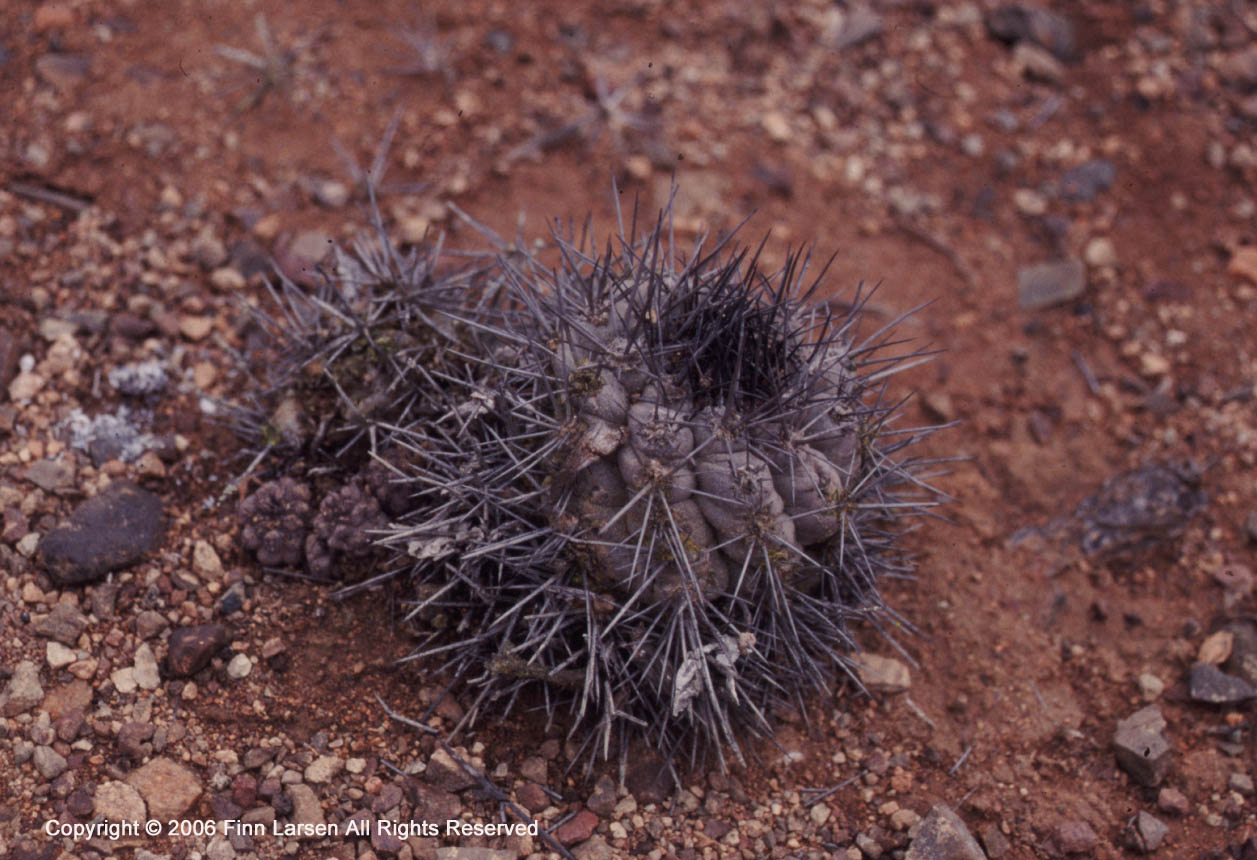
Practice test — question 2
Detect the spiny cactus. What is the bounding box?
[233,197,943,776]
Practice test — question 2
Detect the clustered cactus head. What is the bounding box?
[233,197,941,774]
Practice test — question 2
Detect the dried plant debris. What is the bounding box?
[230,196,943,775]
[63,407,157,464]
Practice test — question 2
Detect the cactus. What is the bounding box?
[233,198,942,774]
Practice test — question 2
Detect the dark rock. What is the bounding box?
[89,582,118,619]
[0,325,18,398]
[905,804,985,860]
[166,624,231,677]
[516,781,548,815]
[1059,160,1116,202]
[1017,260,1085,310]
[33,603,88,645]
[217,583,245,616]
[55,708,84,742]
[231,774,258,808]
[1190,662,1257,703]
[110,312,156,340]
[625,752,672,804]
[1245,511,1257,543]
[704,818,732,840]
[1128,811,1168,853]
[555,808,598,845]
[1055,820,1097,853]
[271,791,293,818]
[423,747,476,792]
[1222,620,1257,685]
[3,506,29,542]
[67,785,95,818]
[34,53,91,91]
[37,482,164,585]
[985,4,1076,62]
[117,721,155,757]
[1074,462,1207,559]
[373,782,404,814]
[212,793,243,821]
[1113,705,1171,787]
[518,756,548,784]
[408,781,460,821]
[371,826,404,855]
[585,774,617,817]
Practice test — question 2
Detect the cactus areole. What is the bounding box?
[233,198,942,776]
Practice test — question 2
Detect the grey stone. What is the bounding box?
[35,53,90,91]
[572,835,614,860]
[1059,160,1116,202]
[23,459,75,491]
[1114,705,1171,787]
[37,481,165,585]
[1,660,44,716]
[1190,662,1256,703]
[32,745,68,779]
[585,774,617,817]
[1130,811,1168,853]
[905,804,985,860]
[985,4,1076,62]
[1056,820,1097,853]
[1017,260,1085,310]
[33,602,88,644]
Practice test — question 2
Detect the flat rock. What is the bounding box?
[133,642,161,689]
[128,757,202,819]
[1056,820,1097,853]
[1,660,44,716]
[41,679,92,720]
[37,481,165,585]
[166,624,230,677]
[425,747,477,792]
[856,653,911,694]
[905,804,985,860]
[585,774,617,817]
[1113,705,1171,787]
[23,459,75,491]
[33,602,88,644]
[434,849,518,860]
[95,779,147,823]
[1190,662,1256,703]
[1060,160,1116,202]
[555,808,599,845]
[304,755,344,784]
[1018,260,1086,310]
[286,784,325,837]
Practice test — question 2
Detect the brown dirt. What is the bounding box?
[3,0,1257,858]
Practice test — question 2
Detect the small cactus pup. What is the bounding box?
[228,213,489,579]
[385,202,944,774]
